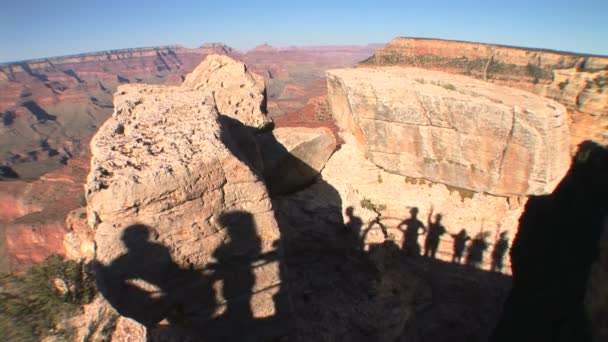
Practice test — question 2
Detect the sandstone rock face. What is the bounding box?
[86,82,281,324]
[181,54,271,128]
[258,126,337,195]
[327,67,571,196]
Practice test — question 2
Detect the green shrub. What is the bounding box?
[442,83,457,91]
[0,255,96,341]
[361,198,386,212]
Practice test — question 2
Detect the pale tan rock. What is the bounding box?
[258,126,337,195]
[181,54,271,129]
[86,82,281,324]
[327,67,571,196]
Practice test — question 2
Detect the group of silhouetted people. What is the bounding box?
[347,205,511,272]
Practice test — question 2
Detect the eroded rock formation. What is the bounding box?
[181,54,271,129]
[327,67,571,196]
[86,60,284,335]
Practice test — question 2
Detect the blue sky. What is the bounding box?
[1,0,606,62]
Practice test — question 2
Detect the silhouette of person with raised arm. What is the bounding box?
[451,229,470,264]
[424,207,446,258]
[399,207,426,257]
[96,224,202,327]
[491,231,510,273]
[466,231,490,269]
[211,211,261,324]
[344,206,365,250]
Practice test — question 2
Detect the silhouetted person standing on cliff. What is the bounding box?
[424,208,446,258]
[466,231,489,269]
[451,229,470,264]
[491,232,510,273]
[399,207,426,257]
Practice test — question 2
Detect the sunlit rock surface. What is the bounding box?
[327,67,571,196]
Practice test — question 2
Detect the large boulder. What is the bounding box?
[181,54,271,129]
[258,127,337,195]
[86,82,282,330]
[327,67,571,197]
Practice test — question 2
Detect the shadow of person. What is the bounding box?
[212,211,261,322]
[95,224,214,328]
[424,208,446,259]
[466,232,490,269]
[451,229,471,264]
[344,206,365,250]
[491,232,510,273]
[399,207,427,257]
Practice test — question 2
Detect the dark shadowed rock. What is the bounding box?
[257,127,336,195]
[492,141,608,341]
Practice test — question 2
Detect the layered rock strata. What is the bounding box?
[327,67,571,196]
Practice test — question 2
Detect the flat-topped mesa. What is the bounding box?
[86,82,281,328]
[362,37,608,117]
[181,54,271,129]
[327,67,571,197]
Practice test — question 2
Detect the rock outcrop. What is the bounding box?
[327,67,571,196]
[86,81,282,331]
[181,54,271,129]
[258,126,337,195]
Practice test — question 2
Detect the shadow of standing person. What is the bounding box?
[344,206,365,251]
[207,211,262,339]
[491,232,510,273]
[466,232,490,269]
[451,229,470,264]
[399,207,426,257]
[424,207,446,259]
